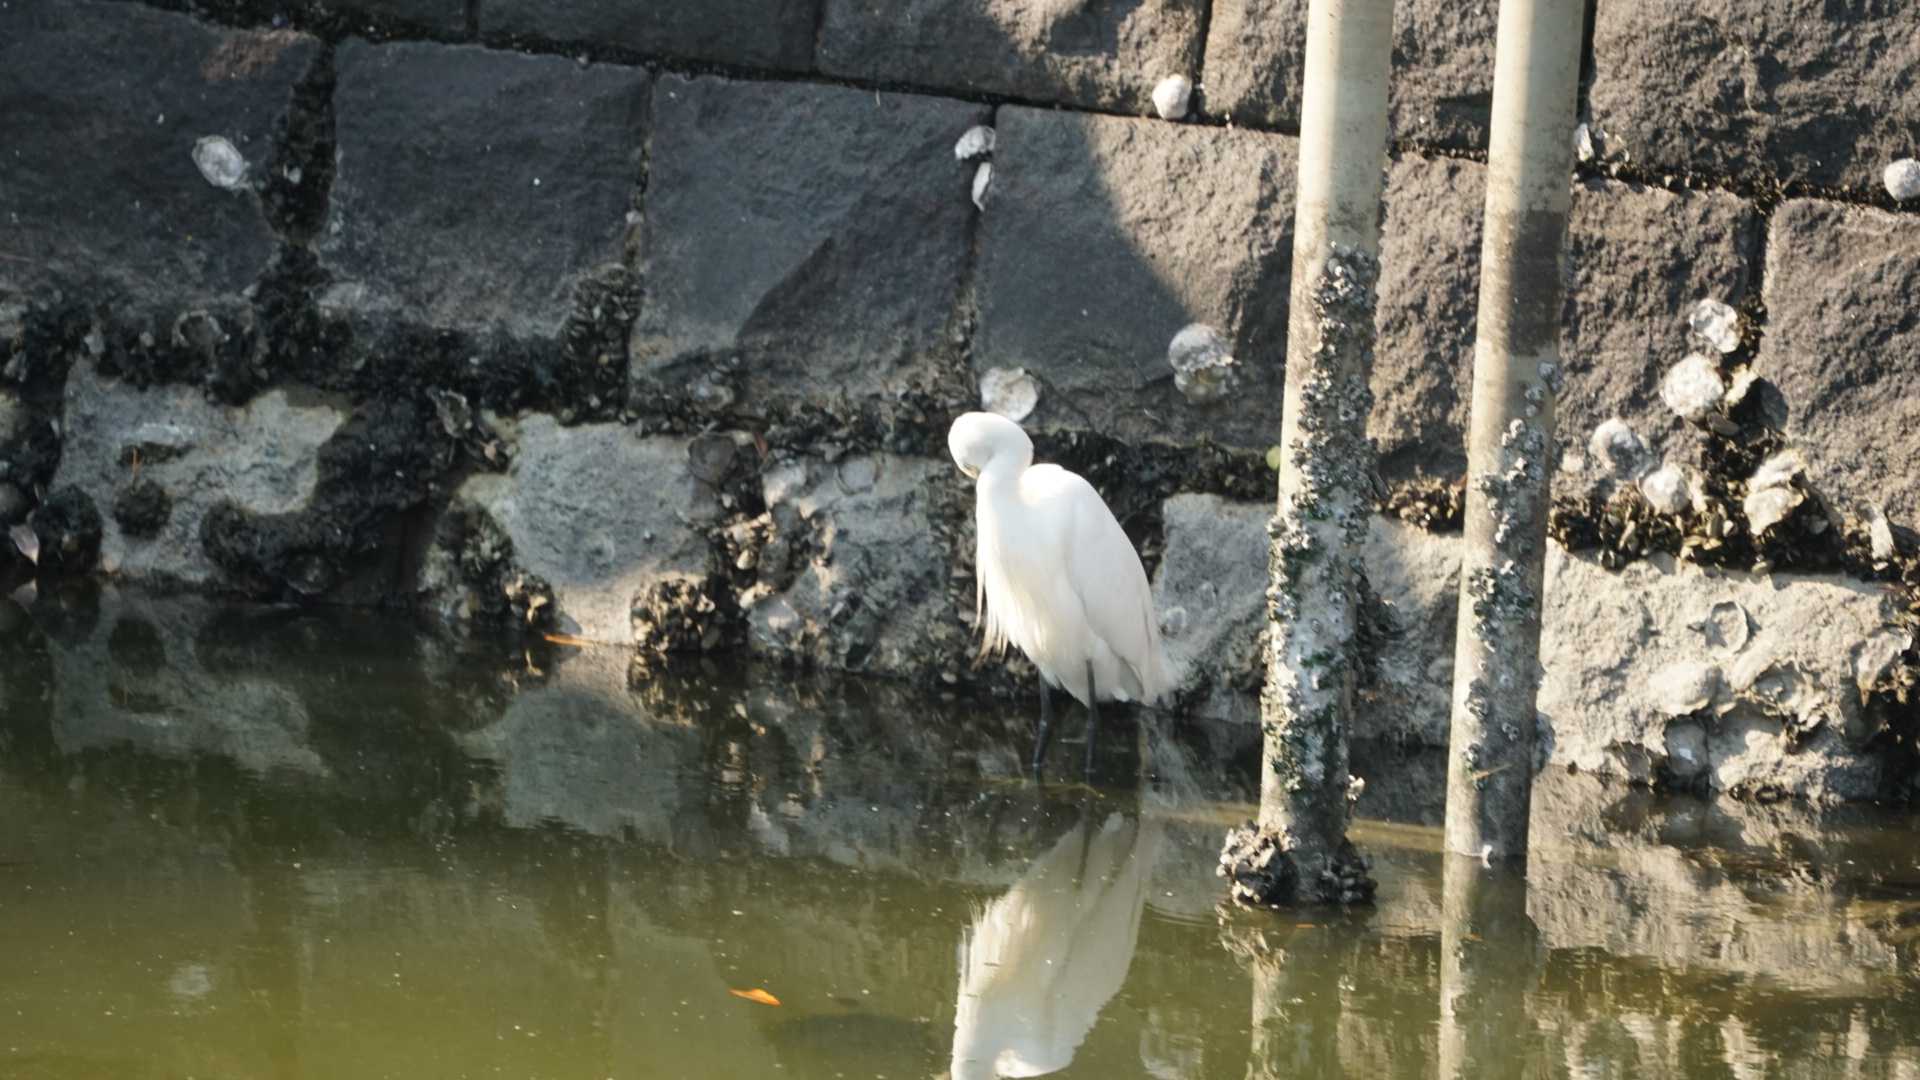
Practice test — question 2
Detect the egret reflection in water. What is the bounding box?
[950,804,1164,1079]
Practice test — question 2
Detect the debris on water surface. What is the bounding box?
[1660,353,1726,423]
[191,135,248,190]
[1639,462,1689,516]
[1152,75,1193,120]
[971,162,992,210]
[1687,299,1742,355]
[1885,158,1920,201]
[1587,418,1648,480]
[978,366,1038,422]
[953,124,995,162]
[1167,322,1238,403]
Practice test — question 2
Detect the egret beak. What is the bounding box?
[960,464,979,479]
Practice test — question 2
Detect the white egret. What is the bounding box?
[946,412,1169,773]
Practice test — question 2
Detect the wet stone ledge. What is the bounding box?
[1152,494,1914,801]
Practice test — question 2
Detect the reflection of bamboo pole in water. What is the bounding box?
[1218,920,1343,1080]
[1437,854,1539,1078]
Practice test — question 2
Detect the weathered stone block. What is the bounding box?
[818,0,1205,113]
[1760,200,1920,524]
[1154,490,1907,799]
[629,77,982,403]
[320,42,647,337]
[1151,496,1453,744]
[487,0,816,70]
[0,0,317,307]
[746,453,961,677]
[1369,157,1759,478]
[51,360,346,587]
[429,416,718,643]
[1590,0,1920,189]
[336,0,469,35]
[974,108,1296,448]
[1202,0,1497,147]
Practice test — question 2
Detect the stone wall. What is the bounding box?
[2,0,1916,799]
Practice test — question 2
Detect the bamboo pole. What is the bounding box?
[1443,0,1585,859]
[1220,0,1392,907]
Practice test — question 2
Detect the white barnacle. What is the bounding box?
[1151,74,1193,120]
[192,135,248,190]
[970,162,992,211]
[953,124,996,162]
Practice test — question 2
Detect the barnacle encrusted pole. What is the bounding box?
[1219,0,1392,908]
[1444,0,1585,860]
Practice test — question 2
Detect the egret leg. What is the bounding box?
[1083,660,1101,779]
[1032,678,1056,777]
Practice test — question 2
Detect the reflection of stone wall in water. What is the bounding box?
[2,0,1917,798]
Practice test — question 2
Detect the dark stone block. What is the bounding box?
[329,0,468,35]
[0,0,318,307]
[1761,201,1920,523]
[819,0,1206,113]
[629,76,983,403]
[487,0,817,71]
[1368,156,1758,479]
[973,107,1295,449]
[1590,0,1920,189]
[319,41,648,337]
[1203,0,1497,148]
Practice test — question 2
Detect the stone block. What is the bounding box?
[1202,0,1497,147]
[629,77,982,403]
[1589,0,1920,189]
[1760,200,1920,524]
[1368,156,1759,479]
[1151,495,1453,744]
[431,416,719,643]
[974,107,1296,449]
[50,360,346,587]
[487,0,816,70]
[818,0,1205,113]
[745,453,961,677]
[1154,489,1907,798]
[0,0,317,307]
[320,41,648,337]
[337,0,469,35]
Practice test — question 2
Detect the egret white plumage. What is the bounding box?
[947,412,1170,774]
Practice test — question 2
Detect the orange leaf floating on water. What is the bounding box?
[729,988,781,1006]
[540,632,596,647]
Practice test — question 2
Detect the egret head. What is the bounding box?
[947,412,1033,480]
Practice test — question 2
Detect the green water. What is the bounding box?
[2,586,1918,1078]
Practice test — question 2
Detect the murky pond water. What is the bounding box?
[3,585,1919,1078]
